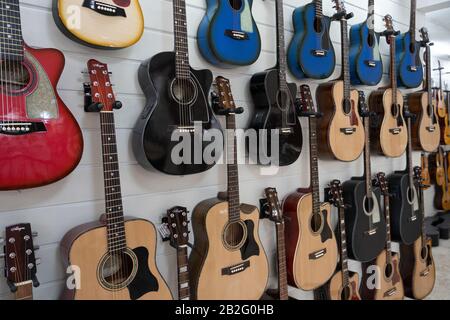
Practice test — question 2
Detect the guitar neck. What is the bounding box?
[310,117,321,217]
[14,282,33,300]
[389,36,398,105]
[368,0,375,19]
[314,0,323,18]
[226,114,241,223]
[406,118,415,190]
[0,0,24,62]
[383,192,393,263]
[410,0,416,42]
[338,206,350,287]
[276,222,288,300]
[100,111,127,253]
[173,0,190,78]
[177,246,190,300]
[340,19,351,101]
[363,115,373,199]
[275,0,288,90]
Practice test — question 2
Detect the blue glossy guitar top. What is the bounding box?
[396,31,424,88]
[287,2,335,79]
[349,20,383,86]
[197,0,261,67]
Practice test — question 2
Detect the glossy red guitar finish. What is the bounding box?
[0,44,83,190]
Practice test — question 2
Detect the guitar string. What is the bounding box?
[16,0,26,132]
[0,0,5,126]
[9,0,21,132]
[4,0,14,127]
[1,0,10,125]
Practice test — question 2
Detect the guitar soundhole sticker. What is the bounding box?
[223,221,247,251]
[98,248,138,290]
[229,0,243,11]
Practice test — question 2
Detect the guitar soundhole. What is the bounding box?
[170,78,198,106]
[98,249,138,290]
[0,60,33,94]
[364,197,374,214]
[409,43,415,54]
[276,90,291,111]
[223,221,247,251]
[407,187,415,204]
[229,0,243,11]
[340,285,351,300]
[342,98,351,115]
[385,263,393,279]
[421,246,428,261]
[314,17,323,33]
[367,33,375,48]
[391,104,399,118]
[310,212,323,234]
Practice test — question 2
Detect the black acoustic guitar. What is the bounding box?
[342,92,386,262]
[248,0,302,167]
[133,0,222,175]
[388,101,422,244]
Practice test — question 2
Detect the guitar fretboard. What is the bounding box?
[338,205,349,287]
[383,191,393,264]
[276,222,288,300]
[226,114,241,223]
[406,117,415,193]
[0,0,24,62]
[173,0,190,79]
[177,246,190,300]
[363,111,373,200]
[275,0,288,91]
[340,19,351,102]
[410,0,416,44]
[389,35,398,106]
[310,117,321,218]
[100,111,126,253]
[314,0,323,18]
[14,282,33,300]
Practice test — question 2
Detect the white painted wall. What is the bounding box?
[0,0,448,300]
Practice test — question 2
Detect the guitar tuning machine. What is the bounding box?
[83,83,104,113]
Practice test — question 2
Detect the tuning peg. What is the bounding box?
[32,231,38,238]
[0,253,5,259]
[32,275,40,288]
[6,280,17,293]
[113,101,123,110]
[35,258,41,265]
[34,245,40,251]
[81,70,89,75]
[0,237,3,244]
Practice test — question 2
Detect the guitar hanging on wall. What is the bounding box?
[197,0,261,67]
[0,0,83,191]
[133,0,222,175]
[349,0,383,86]
[287,0,336,80]
[61,60,172,300]
[52,0,144,49]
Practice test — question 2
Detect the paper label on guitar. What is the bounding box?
[370,193,381,223]
[241,1,254,33]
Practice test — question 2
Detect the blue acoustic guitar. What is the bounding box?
[287,0,335,79]
[349,0,383,86]
[197,0,261,67]
[395,0,423,88]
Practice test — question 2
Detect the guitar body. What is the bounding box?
[197,0,261,66]
[408,91,440,152]
[287,3,335,79]
[395,32,423,88]
[133,52,222,175]
[60,218,173,300]
[369,88,407,157]
[388,173,422,244]
[349,22,383,86]
[317,81,365,161]
[0,44,83,190]
[53,0,144,49]
[283,190,338,290]
[439,115,450,145]
[433,183,450,211]
[360,251,404,300]
[249,69,302,166]
[400,238,436,299]
[342,179,386,262]
[325,271,361,300]
[436,90,446,118]
[189,199,269,300]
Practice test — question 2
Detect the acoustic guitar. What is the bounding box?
[1,224,40,300]
[197,0,261,66]
[433,61,446,119]
[0,0,83,190]
[133,0,222,175]
[287,0,335,80]
[434,147,450,211]
[342,92,386,262]
[408,28,440,153]
[360,172,405,300]
[189,76,269,300]
[283,85,338,291]
[420,152,431,187]
[249,0,302,167]
[349,0,383,86]
[60,60,172,300]
[369,15,407,158]
[440,88,450,145]
[400,167,436,300]
[264,188,289,300]
[315,180,361,300]
[317,0,365,162]
[395,0,423,89]
[53,0,144,49]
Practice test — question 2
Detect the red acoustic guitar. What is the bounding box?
[0,0,83,190]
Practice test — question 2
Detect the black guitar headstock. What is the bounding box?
[328,180,345,209]
[420,27,430,46]
[332,0,354,21]
[264,188,284,224]
[165,206,190,249]
[382,14,400,39]
[374,172,389,197]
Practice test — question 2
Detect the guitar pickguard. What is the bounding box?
[127,246,159,300]
[240,220,260,261]
[320,210,333,243]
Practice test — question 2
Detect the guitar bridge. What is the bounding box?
[420,268,430,277]
[365,228,377,236]
[409,215,418,222]
[222,261,250,276]
[408,66,418,72]
[389,128,402,135]
[383,288,397,297]
[340,127,356,135]
[0,122,46,135]
[82,0,127,17]
[312,50,327,57]
[280,127,294,135]
[224,30,249,41]
[309,248,327,260]
[426,126,436,132]
[365,60,377,68]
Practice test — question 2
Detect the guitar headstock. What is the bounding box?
[166,206,190,248]
[358,91,369,116]
[298,85,315,113]
[420,27,430,46]
[86,59,122,112]
[264,188,283,224]
[3,224,39,290]
[374,172,389,197]
[328,180,345,209]
[383,14,394,31]
[414,166,423,183]
[212,76,243,116]
[332,0,353,20]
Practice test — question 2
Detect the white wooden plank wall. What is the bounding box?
[0,0,448,300]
